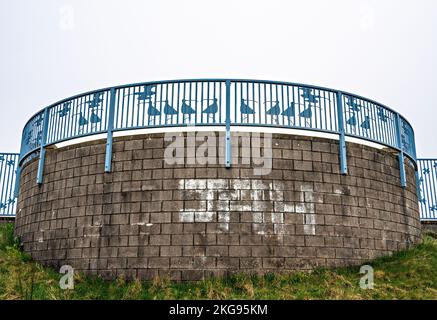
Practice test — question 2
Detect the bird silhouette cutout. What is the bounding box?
[58,102,71,117]
[25,130,42,147]
[202,98,219,121]
[299,104,322,126]
[135,85,156,102]
[163,101,178,115]
[74,109,103,131]
[162,100,178,122]
[71,112,88,135]
[240,99,255,122]
[417,175,426,204]
[281,102,296,118]
[345,97,361,112]
[147,102,161,116]
[299,107,312,119]
[298,88,326,126]
[300,88,324,104]
[346,115,357,127]
[6,160,15,166]
[78,113,88,127]
[88,93,104,109]
[360,116,371,130]
[181,99,196,114]
[0,155,4,162]
[376,106,388,122]
[35,116,44,127]
[206,98,219,112]
[423,168,430,174]
[303,95,319,105]
[90,111,101,124]
[181,99,196,122]
[300,88,312,96]
[24,131,33,145]
[265,101,281,124]
[266,101,281,115]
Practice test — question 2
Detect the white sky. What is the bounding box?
[0,0,436,157]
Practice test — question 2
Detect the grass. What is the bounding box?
[0,223,436,300]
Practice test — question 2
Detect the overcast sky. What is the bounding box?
[0,0,436,157]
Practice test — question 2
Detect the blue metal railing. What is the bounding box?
[417,159,437,221]
[17,79,417,170]
[0,153,19,217]
[4,78,419,218]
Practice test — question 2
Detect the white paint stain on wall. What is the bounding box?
[185,179,207,190]
[218,212,230,232]
[177,179,317,236]
[179,212,194,222]
[304,213,316,236]
[298,184,316,235]
[195,212,216,222]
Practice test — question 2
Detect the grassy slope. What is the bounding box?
[0,223,436,300]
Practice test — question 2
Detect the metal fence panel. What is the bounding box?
[17,80,417,163]
[0,153,19,217]
[417,159,437,221]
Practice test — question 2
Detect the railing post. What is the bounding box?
[395,113,407,188]
[105,88,116,173]
[36,108,50,185]
[336,91,347,175]
[13,163,20,198]
[225,80,231,168]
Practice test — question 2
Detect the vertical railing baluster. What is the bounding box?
[105,88,116,173]
[36,108,50,185]
[225,80,231,168]
[336,91,347,175]
[395,113,407,188]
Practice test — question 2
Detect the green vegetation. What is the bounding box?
[0,223,436,300]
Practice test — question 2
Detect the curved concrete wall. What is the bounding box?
[14,132,421,280]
